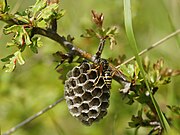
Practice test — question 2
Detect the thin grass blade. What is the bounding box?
[123,0,170,132]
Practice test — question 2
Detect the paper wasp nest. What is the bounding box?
[64,61,110,126]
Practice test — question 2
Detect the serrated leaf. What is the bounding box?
[14,14,29,24]
[81,29,96,38]
[39,3,59,21]
[35,37,43,48]
[105,26,118,36]
[1,0,10,13]
[153,59,164,71]
[29,45,38,53]
[2,51,25,72]
[66,35,74,43]
[136,92,151,104]
[29,37,42,53]
[149,72,156,83]
[53,51,70,64]
[108,34,117,49]
[29,0,64,27]
[128,110,143,128]
[105,26,118,49]
[36,20,47,28]
[57,64,76,83]
[119,64,132,79]
[2,54,16,72]
[24,31,32,45]
[143,56,150,72]
[126,98,134,105]
[0,2,2,11]
[1,54,14,62]
[6,42,16,47]
[134,62,140,77]
[171,69,180,76]
[158,77,171,85]
[14,51,25,65]
[56,9,65,20]
[4,25,32,46]
[127,64,135,78]
[30,0,46,18]
[3,61,16,72]
[167,105,180,115]
[119,65,129,77]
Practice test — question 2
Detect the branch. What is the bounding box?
[32,27,130,84]
[2,97,64,135]
[0,12,130,134]
[0,11,129,86]
[33,27,94,61]
[117,29,180,67]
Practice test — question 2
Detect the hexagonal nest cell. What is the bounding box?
[64,61,110,126]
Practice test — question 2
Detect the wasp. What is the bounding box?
[100,59,112,88]
[94,58,127,89]
[92,58,112,89]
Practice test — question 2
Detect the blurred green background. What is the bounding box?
[0,0,180,135]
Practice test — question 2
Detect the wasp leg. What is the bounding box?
[87,65,99,75]
[93,75,103,86]
[92,65,104,86]
[111,68,127,82]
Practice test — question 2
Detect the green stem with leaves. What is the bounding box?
[0,6,129,87]
[123,0,170,132]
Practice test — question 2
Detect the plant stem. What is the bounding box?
[2,97,64,135]
[123,0,170,132]
[116,29,180,67]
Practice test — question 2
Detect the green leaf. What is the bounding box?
[29,1,62,28]
[1,0,10,13]
[57,9,66,20]
[57,63,76,83]
[158,77,171,85]
[14,51,25,65]
[6,42,16,47]
[3,61,16,72]
[127,64,135,78]
[108,34,117,49]
[2,54,16,72]
[123,0,170,131]
[4,25,32,46]
[30,0,47,18]
[120,64,135,79]
[128,110,143,128]
[29,37,42,53]
[2,51,25,72]
[81,29,96,38]
[23,30,32,45]
[119,64,132,80]
[167,105,180,115]
[105,26,118,36]
[136,92,151,104]
[143,56,150,72]
[1,54,14,62]
[39,3,59,21]
[134,62,140,77]
[14,13,29,24]
[36,20,47,28]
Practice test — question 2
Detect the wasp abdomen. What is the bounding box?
[104,69,112,89]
